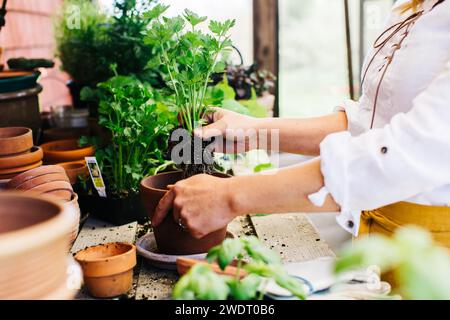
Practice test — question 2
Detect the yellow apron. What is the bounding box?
[359,202,450,249]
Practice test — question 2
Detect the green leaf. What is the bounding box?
[227,274,262,300]
[217,238,244,270]
[183,9,207,27]
[144,4,170,20]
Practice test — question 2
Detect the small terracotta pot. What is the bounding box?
[74,243,137,298]
[140,171,228,255]
[0,127,33,156]
[40,139,95,164]
[0,160,42,176]
[7,165,66,189]
[57,160,89,184]
[0,192,73,299]
[14,172,70,190]
[0,146,43,169]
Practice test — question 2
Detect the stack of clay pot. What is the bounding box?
[0,127,43,179]
[0,193,81,299]
[40,139,93,185]
[6,165,81,245]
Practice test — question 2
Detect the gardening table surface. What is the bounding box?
[71,214,335,300]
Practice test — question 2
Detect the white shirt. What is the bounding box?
[312,0,450,236]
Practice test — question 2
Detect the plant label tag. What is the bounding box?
[85,157,107,198]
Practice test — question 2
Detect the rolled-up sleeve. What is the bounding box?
[335,100,366,136]
[319,60,450,235]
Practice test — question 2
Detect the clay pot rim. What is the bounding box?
[75,242,136,264]
[0,160,42,175]
[7,165,66,189]
[41,139,94,154]
[140,171,183,193]
[14,172,70,190]
[0,192,71,255]
[0,127,31,140]
[0,146,43,170]
[57,160,86,170]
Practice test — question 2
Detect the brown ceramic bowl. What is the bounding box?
[0,127,33,156]
[140,171,228,255]
[0,160,42,176]
[0,192,72,299]
[26,180,73,202]
[7,165,66,189]
[0,146,43,170]
[41,139,95,164]
[74,243,137,298]
[14,172,70,191]
[57,160,89,185]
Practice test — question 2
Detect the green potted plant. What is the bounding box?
[55,0,161,113]
[78,73,177,225]
[140,5,238,255]
[173,236,306,300]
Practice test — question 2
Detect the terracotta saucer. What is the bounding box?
[0,160,42,175]
[136,231,235,271]
[0,146,43,169]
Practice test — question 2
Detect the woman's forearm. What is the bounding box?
[228,158,340,216]
[256,112,348,156]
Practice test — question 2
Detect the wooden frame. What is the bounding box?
[253,0,279,116]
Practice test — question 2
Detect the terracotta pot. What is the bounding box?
[0,192,73,299]
[7,165,66,189]
[74,243,136,298]
[57,160,88,185]
[42,127,89,143]
[14,172,70,191]
[140,171,228,255]
[0,127,33,156]
[40,139,95,164]
[25,180,73,202]
[63,193,81,245]
[0,146,43,170]
[0,160,42,176]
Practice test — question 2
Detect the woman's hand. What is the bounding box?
[194,108,262,154]
[152,174,238,239]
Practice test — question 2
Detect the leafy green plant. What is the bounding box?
[55,0,111,86]
[144,5,235,134]
[335,226,450,300]
[55,0,160,87]
[85,73,177,197]
[173,236,306,300]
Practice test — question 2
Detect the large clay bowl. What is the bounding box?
[41,139,95,164]
[0,192,72,299]
[75,243,136,298]
[140,172,228,255]
[0,160,42,176]
[0,146,43,170]
[7,165,66,189]
[27,180,73,202]
[57,160,88,185]
[0,127,33,156]
[14,172,70,191]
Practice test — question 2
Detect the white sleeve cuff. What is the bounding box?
[335,100,366,136]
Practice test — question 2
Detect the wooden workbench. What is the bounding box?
[71,214,335,300]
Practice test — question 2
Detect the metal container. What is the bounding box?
[0,85,42,143]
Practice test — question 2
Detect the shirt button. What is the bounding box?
[381,146,388,154]
[347,220,354,229]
